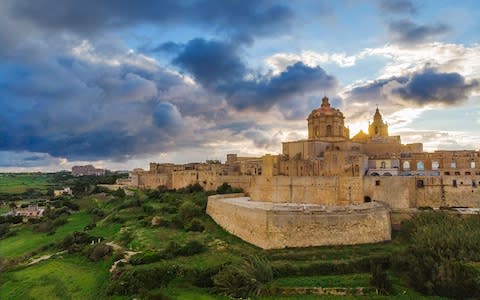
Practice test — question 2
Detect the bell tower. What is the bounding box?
[368,107,388,137]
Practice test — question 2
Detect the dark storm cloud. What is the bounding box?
[348,76,408,103]
[0,46,203,161]
[393,68,479,105]
[346,68,478,107]
[220,62,337,111]
[379,0,416,14]
[172,39,246,87]
[170,38,337,111]
[388,19,450,45]
[8,0,293,40]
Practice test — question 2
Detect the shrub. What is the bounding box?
[396,212,480,298]
[85,243,112,261]
[178,240,206,256]
[107,265,179,295]
[59,231,98,252]
[185,218,205,232]
[214,255,273,298]
[0,224,9,239]
[370,262,392,295]
[130,252,163,265]
[178,202,203,221]
[216,183,243,194]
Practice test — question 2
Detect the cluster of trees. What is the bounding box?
[394,212,480,298]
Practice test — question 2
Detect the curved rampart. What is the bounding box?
[207,194,391,249]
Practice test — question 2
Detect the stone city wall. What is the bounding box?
[207,195,391,249]
[363,176,480,209]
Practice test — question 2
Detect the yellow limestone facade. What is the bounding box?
[125,96,480,248]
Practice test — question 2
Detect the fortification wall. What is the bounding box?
[363,176,480,209]
[248,176,364,205]
[207,195,391,249]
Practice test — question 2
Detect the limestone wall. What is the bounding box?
[248,176,364,205]
[363,176,480,209]
[207,195,391,249]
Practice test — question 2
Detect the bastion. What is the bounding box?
[206,194,391,249]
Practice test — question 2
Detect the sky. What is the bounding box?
[0,0,479,172]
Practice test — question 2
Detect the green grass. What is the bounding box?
[269,273,371,288]
[0,254,111,300]
[0,212,92,259]
[0,174,50,193]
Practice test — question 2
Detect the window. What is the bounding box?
[451,161,457,168]
[403,161,410,170]
[466,172,471,175]
[417,180,424,188]
[471,161,476,168]
[455,171,461,175]
[364,196,372,203]
[380,161,386,169]
[472,180,477,188]
[417,161,424,171]
[453,180,457,187]
[432,161,439,170]
[326,125,332,136]
[444,171,450,175]
[375,180,380,186]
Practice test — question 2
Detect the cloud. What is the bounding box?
[379,0,416,14]
[344,67,478,112]
[393,68,479,105]
[169,38,338,112]
[7,0,293,40]
[172,39,246,87]
[219,62,337,111]
[388,19,450,45]
[152,102,183,130]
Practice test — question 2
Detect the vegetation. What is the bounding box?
[1,173,479,299]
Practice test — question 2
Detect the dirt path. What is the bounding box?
[25,250,67,266]
[106,241,141,273]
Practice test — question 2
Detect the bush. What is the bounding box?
[59,231,98,252]
[396,212,480,298]
[130,252,163,265]
[0,224,9,239]
[216,183,243,194]
[178,183,204,194]
[85,243,112,261]
[185,218,205,232]
[178,240,206,256]
[178,202,203,221]
[213,255,273,298]
[107,265,179,295]
[370,262,392,295]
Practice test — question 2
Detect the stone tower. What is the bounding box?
[368,107,388,137]
[307,96,349,141]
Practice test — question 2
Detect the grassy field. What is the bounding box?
[0,173,50,193]
[0,255,113,300]
[0,211,120,259]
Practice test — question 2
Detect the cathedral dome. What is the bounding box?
[307,96,344,119]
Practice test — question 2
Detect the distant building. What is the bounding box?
[72,165,105,176]
[54,187,73,197]
[14,204,44,219]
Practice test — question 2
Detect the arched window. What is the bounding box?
[432,161,439,170]
[451,161,457,168]
[417,161,424,171]
[471,161,476,169]
[326,125,332,136]
[380,161,386,169]
[403,161,410,170]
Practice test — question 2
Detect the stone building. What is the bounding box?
[128,97,480,249]
[72,165,105,176]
